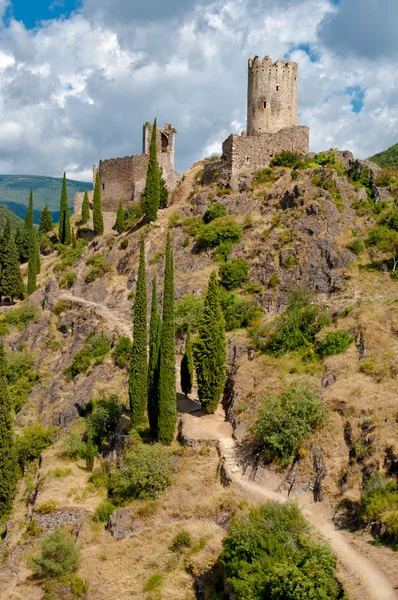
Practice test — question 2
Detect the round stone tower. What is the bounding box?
[247,56,298,136]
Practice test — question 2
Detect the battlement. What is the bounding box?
[248,55,298,71]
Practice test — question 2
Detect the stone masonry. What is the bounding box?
[203,56,309,188]
[74,123,180,214]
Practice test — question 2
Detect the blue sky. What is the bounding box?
[0,0,395,180]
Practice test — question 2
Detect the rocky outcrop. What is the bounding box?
[106,509,144,540]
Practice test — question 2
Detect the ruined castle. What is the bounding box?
[203,56,309,187]
[74,123,180,214]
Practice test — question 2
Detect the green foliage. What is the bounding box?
[6,350,38,412]
[0,342,18,518]
[213,240,233,262]
[159,168,169,209]
[145,573,164,592]
[114,201,125,234]
[85,436,95,472]
[268,273,280,288]
[29,526,81,579]
[61,430,87,460]
[129,236,148,425]
[124,202,145,229]
[54,239,87,272]
[38,204,53,235]
[369,143,398,168]
[53,299,71,316]
[220,502,339,600]
[92,499,116,523]
[110,443,174,501]
[375,167,398,187]
[59,173,72,245]
[43,573,87,600]
[120,237,129,250]
[360,474,398,522]
[253,383,327,467]
[219,292,261,332]
[93,172,104,236]
[16,423,54,472]
[252,167,277,186]
[27,228,37,295]
[86,395,123,447]
[196,216,243,249]
[366,224,398,271]
[85,254,112,283]
[25,190,34,230]
[143,119,160,222]
[65,332,111,380]
[168,213,181,228]
[59,270,77,289]
[194,271,226,414]
[113,336,133,369]
[81,191,90,225]
[0,219,25,300]
[148,275,161,439]
[15,226,30,263]
[282,254,297,269]
[318,330,353,357]
[270,151,301,167]
[203,202,227,224]
[170,530,192,552]
[158,233,177,444]
[348,237,364,255]
[175,293,204,335]
[3,301,37,330]
[180,328,193,397]
[219,259,249,290]
[36,237,41,274]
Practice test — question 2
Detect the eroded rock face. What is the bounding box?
[106,509,144,540]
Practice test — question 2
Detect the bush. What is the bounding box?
[360,474,398,522]
[268,273,280,288]
[54,240,87,273]
[7,350,39,412]
[86,395,123,447]
[65,332,111,380]
[93,500,116,523]
[59,271,77,289]
[282,254,297,269]
[85,254,112,283]
[43,573,87,600]
[169,530,192,552]
[375,167,398,187]
[348,238,365,255]
[175,293,204,335]
[203,202,226,224]
[110,443,175,502]
[29,527,81,579]
[220,292,261,331]
[120,238,129,250]
[16,424,55,472]
[270,150,301,168]
[124,202,144,229]
[168,213,181,228]
[37,500,57,515]
[220,502,340,600]
[54,299,72,315]
[61,430,87,460]
[318,330,353,357]
[219,259,249,290]
[3,302,37,330]
[252,167,275,186]
[253,383,327,467]
[196,216,243,249]
[113,336,133,369]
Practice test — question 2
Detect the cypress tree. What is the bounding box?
[180,327,193,397]
[143,119,160,222]
[93,172,104,236]
[36,237,41,275]
[38,204,53,235]
[114,201,125,234]
[71,228,76,249]
[59,173,71,245]
[159,168,169,209]
[24,189,34,231]
[27,229,37,295]
[0,220,24,301]
[148,275,162,438]
[0,341,18,518]
[85,436,95,472]
[15,226,29,263]
[158,233,176,444]
[129,236,148,425]
[81,191,90,224]
[194,271,226,413]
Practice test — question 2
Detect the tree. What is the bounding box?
[159,167,169,209]
[180,327,193,397]
[81,191,90,224]
[0,220,24,301]
[148,274,162,438]
[25,189,34,231]
[71,228,76,249]
[59,173,72,245]
[38,204,53,235]
[93,171,104,236]
[36,237,41,274]
[85,436,95,472]
[143,119,160,222]
[0,341,18,518]
[27,228,37,295]
[29,526,81,578]
[158,233,177,444]
[367,225,398,271]
[194,271,226,413]
[129,236,148,425]
[114,200,125,234]
[15,226,29,263]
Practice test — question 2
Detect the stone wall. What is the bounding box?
[98,154,149,211]
[74,190,93,217]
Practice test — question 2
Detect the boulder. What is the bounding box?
[106,509,143,540]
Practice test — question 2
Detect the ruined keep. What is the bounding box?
[203,56,309,187]
[74,123,180,214]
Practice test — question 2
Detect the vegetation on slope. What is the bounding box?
[369,143,398,168]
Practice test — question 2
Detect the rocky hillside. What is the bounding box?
[1,150,398,600]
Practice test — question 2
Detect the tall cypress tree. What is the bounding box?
[36,237,41,275]
[158,233,176,445]
[143,119,160,222]
[159,168,169,209]
[0,220,24,301]
[0,341,18,518]
[81,191,90,224]
[114,201,125,234]
[93,172,104,236]
[59,173,71,245]
[15,226,29,264]
[38,204,53,235]
[148,275,162,438]
[27,229,37,295]
[129,236,148,425]
[194,271,226,413]
[180,327,193,397]
[25,190,34,230]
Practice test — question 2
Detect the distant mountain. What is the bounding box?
[0,203,24,231]
[368,143,398,168]
[0,175,92,224]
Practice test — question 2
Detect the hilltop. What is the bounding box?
[368,143,398,168]
[0,174,91,224]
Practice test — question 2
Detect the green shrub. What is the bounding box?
[360,474,398,522]
[59,271,77,289]
[253,382,327,467]
[113,336,133,369]
[29,527,81,579]
[37,500,57,514]
[270,150,301,167]
[220,502,340,600]
[149,250,164,265]
[54,240,87,273]
[43,573,87,600]
[252,167,275,186]
[384,511,398,547]
[124,202,144,229]
[168,212,181,228]
[375,167,398,187]
[196,216,243,248]
[65,332,111,379]
[120,238,129,250]
[348,238,365,255]
[93,500,116,523]
[6,350,39,412]
[60,430,87,460]
[169,530,192,552]
[183,236,190,247]
[220,292,261,331]
[291,169,298,180]
[3,302,37,330]
[54,299,72,315]
[282,254,296,269]
[86,395,123,447]
[203,202,226,224]
[85,254,112,283]
[175,293,204,335]
[182,216,202,236]
[318,330,353,357]
[213,240,233,261]
[145,573,164,592]
[268,273,280,288]
[65,349,91,380]
[110,443,175,502]
[16,423,55,472]
[219,259,249,290]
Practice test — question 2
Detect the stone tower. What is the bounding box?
[143,123,176,178]
[247,56,298,136]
